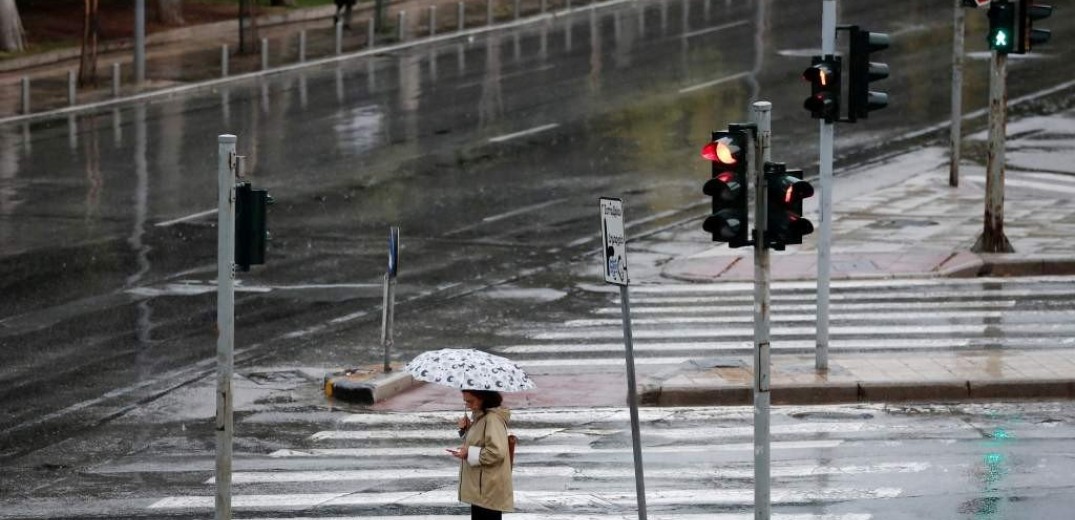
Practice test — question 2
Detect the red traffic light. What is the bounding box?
[701,137,740,164]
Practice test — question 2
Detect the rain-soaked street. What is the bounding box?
[3,0,1075,517]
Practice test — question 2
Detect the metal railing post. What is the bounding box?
[221,44,229,77]
[429,6,437,36]
[398,11,406,41]
[260,38,269,70]
[336,21,343,54]
[299,30,307,62]
[67,70,77,106]
[458,2,466,30]
[112,63,121,98]
[20,77,30,115]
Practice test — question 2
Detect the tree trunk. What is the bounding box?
[79,0,100,86]
[0,0,26,52]
[156,0,184,25]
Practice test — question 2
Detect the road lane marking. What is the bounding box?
[150,486,896,510]
[155,209,218,227]
[679,72,752,94]
[269,440,844,458]
[489,123,560,143]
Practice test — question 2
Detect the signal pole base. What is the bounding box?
[971,231,1014,253]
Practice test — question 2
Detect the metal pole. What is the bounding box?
[458,2,466,31]
[752,100,772,520]
[368,18,376,48]
[260,38,269,70]
[215,134,238,520]
[336,21,343,55]
[514,0,520,19]
[487,0,494,25]
[429,6,437,36]
[815,0,836,372]
[381,273,396,371]
[299,30,307,62]
[398,11,407,42]
[619,284,647,520]
[112,63,121,98]
[541,0,547,14]
[221,45,229,77]
[67,70,77,106]
[20,77,29,115]
[950,0,965,187]
[973,50,1014,253]
[382,226,399,372]
[134,0,146,85]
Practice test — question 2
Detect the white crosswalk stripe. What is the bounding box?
[490,277,1075,369]
[130,405,937,519]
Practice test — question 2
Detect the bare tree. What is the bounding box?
[79,0,100,86]
[0,0,26,52]
[157,0,184,25]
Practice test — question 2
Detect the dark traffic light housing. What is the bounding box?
[988,0,1018,53]
[235,182,271,271]
[848,26,890,121]
[701,129,750,248]
[803,55,841,123]
[1017,1,1052,53]
[764,162,815,250]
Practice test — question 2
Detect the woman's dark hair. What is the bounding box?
[467,390,503,410]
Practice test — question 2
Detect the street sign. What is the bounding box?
[600,197,628,286]
[387,226,399,278]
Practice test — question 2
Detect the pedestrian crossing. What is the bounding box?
[490,276,1075,368]
[18,401,1059,520]
[134,405,956,519]
[115,402,1075,520]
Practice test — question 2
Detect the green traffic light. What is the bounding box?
[994,30,1009,49]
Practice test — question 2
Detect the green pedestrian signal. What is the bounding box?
[988,0,1017,53]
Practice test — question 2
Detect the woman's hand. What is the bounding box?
[457,415,471,430]
[446,445,468,459]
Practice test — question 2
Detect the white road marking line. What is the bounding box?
[309,427,566,441]
[530,322,1075,340]
[679,72,752,93]
[150,487,899,509]
[238,515,871,520]
[683,20,751,39]
[212,461,927,485]
[594,300,1018,314]
[269,440,844,458]
[497,336,1066,355]
[155,209,218,227]
[562,309,1059,326]
[488,123,560,143]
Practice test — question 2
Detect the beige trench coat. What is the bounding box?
[458,407,514,512]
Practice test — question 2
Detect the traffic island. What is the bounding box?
[324,363,420,405]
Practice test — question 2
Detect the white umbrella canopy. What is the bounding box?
[405,348,536,392]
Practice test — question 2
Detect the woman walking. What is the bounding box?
[448,389,514,519]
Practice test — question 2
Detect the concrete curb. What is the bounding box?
[324,364,422,405]
[640,379,1075,407]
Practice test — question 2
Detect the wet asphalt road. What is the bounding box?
[2,0,1075,512]
[2,401,1075,519]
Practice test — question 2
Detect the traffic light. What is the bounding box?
[700,130,750,248]
[802,56,841,123]
[988,0,1017,53]
[1017,0,1052,53]
[764,162,814,250]
[848,27,890,121]
[235,182,271,271]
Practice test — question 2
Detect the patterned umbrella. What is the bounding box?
[405,348,536,392]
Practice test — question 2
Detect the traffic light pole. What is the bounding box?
[752,101,772,520]
[215,134,238,520]
[815,0,837,372]
[972,50,1015,253]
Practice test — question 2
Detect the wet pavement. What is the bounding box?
[6,0,1075,414]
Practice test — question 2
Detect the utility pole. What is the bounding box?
[972,47,1014,253]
